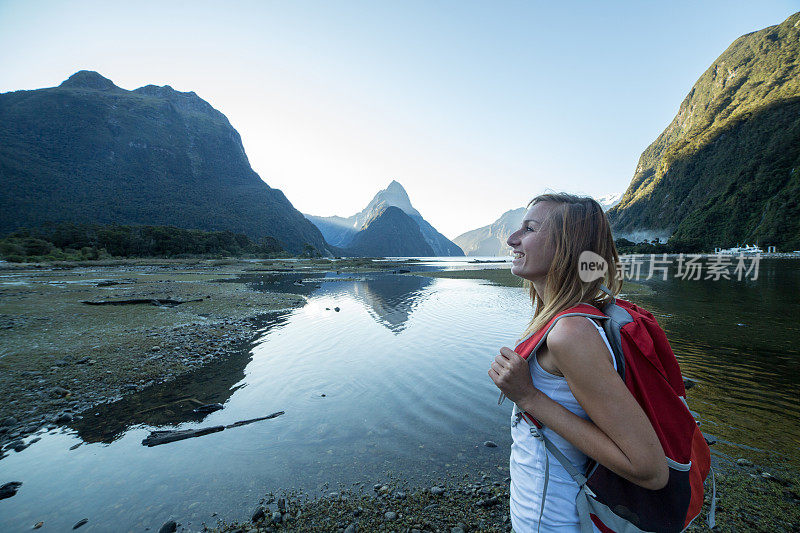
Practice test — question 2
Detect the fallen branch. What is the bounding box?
[81,298,203,307]
[141,411,285,447]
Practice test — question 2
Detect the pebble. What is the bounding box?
[384,511,397,520]
[50,387,70,398]
[483,440,498,448]
[33,522,43,529]
[72,518,88,529]
[158,520,177,533]
[430,486,445,495]
[271,511,282,523]
[1,416,18,426]
[736,458,753,467]
[344,523,356,533]
[478,496,499,507]
[251,507,265,522]
[56,412,73,424]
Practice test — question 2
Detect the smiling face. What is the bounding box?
[507,201,558,284]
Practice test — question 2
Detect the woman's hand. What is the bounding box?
[488,347,540,405]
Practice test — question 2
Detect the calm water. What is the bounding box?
[0,258,798,532]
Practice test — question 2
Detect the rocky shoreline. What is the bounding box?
[205,457,799,533]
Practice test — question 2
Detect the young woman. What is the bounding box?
[488,193,668,532]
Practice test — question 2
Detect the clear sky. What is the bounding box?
[1,1,797,239]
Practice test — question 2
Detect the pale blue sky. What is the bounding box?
[1,1,798,238]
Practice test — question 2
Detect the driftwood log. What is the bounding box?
[141,411,285,447]
[81,298,203,307]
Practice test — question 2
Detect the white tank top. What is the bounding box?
[509,317,617,532]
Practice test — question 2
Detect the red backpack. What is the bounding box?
[502,296,715,533]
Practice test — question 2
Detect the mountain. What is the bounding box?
[306,180,463,256]
[597,192,622,212]
[342,206,435,257]
[608,12,800,250]
[0,70,329,254]
[454,208,526,257]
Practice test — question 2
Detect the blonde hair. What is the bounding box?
[519,192,622,340]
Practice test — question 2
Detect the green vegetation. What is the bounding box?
[0,71,328,255]
[0,222,285,262]
[609,12,800,251]
[614,238,705,255]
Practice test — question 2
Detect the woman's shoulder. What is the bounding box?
[549,314,600,342]
[546,315,613,365]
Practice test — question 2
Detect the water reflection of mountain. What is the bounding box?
[316,275,433,333]
[70,311,292,444]
[237,270,434,333]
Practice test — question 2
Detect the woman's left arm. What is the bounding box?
[490,316,668,490]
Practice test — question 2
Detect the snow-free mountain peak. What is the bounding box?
[304,181,463,256]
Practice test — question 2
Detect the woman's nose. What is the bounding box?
[507,230,519,247]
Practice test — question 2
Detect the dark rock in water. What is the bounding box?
[193,403,224,414]
[33,522,43,529]
[251,507,266,523]
[334,307,340,312]
[72,518,88,529]
[277,497,286,513]
[1,416,17,426]
[56,412,74,424]
[158,520,177,533]
[483,440,498,448]
[0,481,22,500]
[11,440,28,452]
